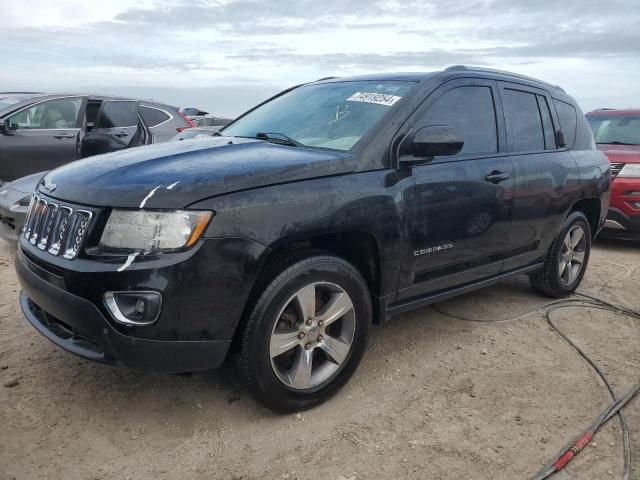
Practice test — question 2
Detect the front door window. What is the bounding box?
[8,97,82,130]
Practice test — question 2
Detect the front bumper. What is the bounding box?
[16,249,230,372]
[603,177,640,239]
[602,207,640,239]
[16,235,268,372]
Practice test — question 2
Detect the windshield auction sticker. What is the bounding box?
[346,92,402,107]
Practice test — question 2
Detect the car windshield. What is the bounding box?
[222,81,416,151]
[587,115,640,145]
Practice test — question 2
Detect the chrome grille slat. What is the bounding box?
[23,194,93,260]
[29,199,47,245]
[63,211,92,260]
[610,162,625,177]
[37,203,58,250]
[48,206,73,256]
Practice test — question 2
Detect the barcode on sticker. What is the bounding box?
[346,92,402,107]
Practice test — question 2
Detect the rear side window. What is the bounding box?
[502,89,545,152]
[140,106,171,127]
[553,100,578,148]
[418,86,498,156]
[537,95,556,150]
[96,101,138,129]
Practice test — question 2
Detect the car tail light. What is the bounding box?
[177,111,195,132]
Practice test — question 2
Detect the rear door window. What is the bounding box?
[553,100,578,148]
[140,106,171,127]
[502,89,545,152]
[95,101,139,129]
[416,85,498,156]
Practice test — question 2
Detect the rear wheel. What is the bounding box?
[530,211,591,298]
[231,254,371,412]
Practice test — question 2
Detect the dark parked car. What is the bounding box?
[0,93,193,184]
[15,67,609,412]
[0,94,193,242]
[181,107,209,117]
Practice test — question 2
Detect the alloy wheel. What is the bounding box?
[269,282,356,390]
[558,225,587,286]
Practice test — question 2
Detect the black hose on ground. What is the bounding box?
[431,292,640,480]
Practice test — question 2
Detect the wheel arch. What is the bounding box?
[569,196,601,238]
[256,230,384,323]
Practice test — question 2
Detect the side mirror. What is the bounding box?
[1,118,17,133]
[410,125,464,158]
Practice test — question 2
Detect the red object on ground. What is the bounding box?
[552,432,593,471]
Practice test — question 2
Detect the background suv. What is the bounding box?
[586,109,640,239]
[0,93,194,242]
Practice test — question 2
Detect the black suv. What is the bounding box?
[15,67,609,412]
[0,93,192,183]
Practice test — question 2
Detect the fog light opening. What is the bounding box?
[104,291,162,326]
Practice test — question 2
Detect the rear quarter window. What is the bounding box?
[553,100,578,148]
[140,106,171,127]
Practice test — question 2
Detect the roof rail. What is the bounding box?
[444,65,565,92]
[315,76,339,82]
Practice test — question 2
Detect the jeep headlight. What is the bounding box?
[99,210,213,252]
[617,164,640,178]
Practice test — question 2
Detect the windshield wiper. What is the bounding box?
[255,132,303,147]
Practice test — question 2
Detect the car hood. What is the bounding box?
[597,144,640,164]
[5,171,47,193]
[40,137,356,208]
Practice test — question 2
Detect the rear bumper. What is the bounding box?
[15,244,245,373]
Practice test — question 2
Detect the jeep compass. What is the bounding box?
[16,67,610,411]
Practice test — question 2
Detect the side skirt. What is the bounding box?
[382,262,544,321]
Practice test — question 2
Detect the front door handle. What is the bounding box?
[53,133,75,139]
[484,171,511,184]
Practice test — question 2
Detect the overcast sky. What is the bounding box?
[1,0,639,116]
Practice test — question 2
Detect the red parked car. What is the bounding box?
[586,109,640,240]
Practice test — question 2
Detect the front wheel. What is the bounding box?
[231,254,372,412]
[530,211,592,298]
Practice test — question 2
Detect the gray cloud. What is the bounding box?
[2,0,639,115]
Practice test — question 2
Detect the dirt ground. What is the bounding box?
[0,238,638,480]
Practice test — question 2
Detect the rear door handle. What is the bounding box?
[484,171,511,184]
[53,133,75,139]
[114,132,129,138]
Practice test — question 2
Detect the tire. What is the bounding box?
[230,253,372,412]
[529,211,592,298]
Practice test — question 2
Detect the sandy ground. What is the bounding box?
[0,238,638,480]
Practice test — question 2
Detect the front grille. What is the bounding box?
[610,162,625,177]
[23,194,94,260]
